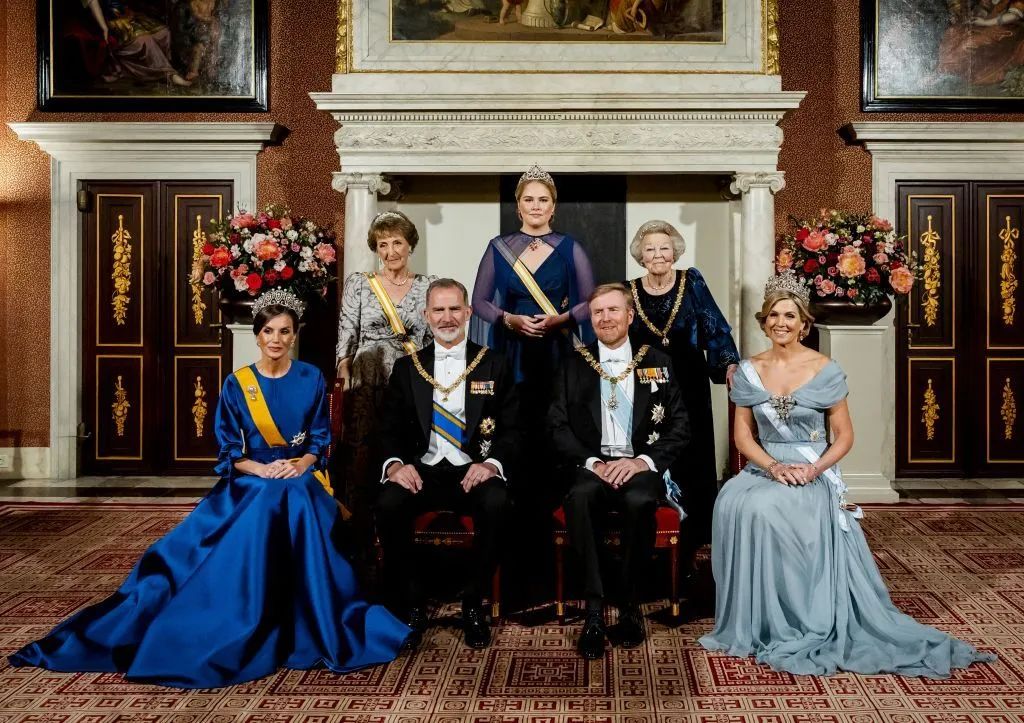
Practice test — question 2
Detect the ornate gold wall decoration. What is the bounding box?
[112,375,130,437]
[1000,215,1019,327]
[191,214,208,325]
[921,378,939,441]
[920,214,941,328]
[192,376,208,438]
[764,0,780,75]
[111,214,133,325]
[1003,378,1017,441]
[336,0,348,73]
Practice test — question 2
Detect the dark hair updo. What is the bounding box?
[252,305,300,335]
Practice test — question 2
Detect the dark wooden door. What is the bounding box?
[896,181,1024,478]
[82,181,232,475]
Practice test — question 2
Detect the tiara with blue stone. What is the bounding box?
[765,270,810,305]
[253,288,306,319]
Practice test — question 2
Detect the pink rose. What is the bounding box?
[847,287,858,299]
[837,247,866,278]
[231,212,257,229]
[202,271,216,285]
[280,217,293,230]
[314,243,336,263]
[835,287,845,297]
[291,243,301,252]
[873,252,889,265]
[820,279,836,294]
[889,265,914,294]
[869,215,893,232]
[801,230,828,253]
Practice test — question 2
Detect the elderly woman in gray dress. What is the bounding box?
[700,271,994,677]
[336,211,436,512]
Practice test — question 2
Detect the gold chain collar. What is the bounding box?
[576,343,650,410]
[630,270,687,346]
[411,345,489,402]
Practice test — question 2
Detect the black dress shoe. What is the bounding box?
[403,607,429,651]
[617,606,646,648]
[577,613,607,660]
[462,606,492,649]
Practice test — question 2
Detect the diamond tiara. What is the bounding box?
[372,211,406,224]
[518,164,555,189]
[252,288,306,319]
[764,270,810,305]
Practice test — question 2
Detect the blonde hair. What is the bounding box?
[629,220,686,265]
[588,282,634,310]
[756,291,815,337]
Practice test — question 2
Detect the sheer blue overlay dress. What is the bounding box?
[9,361,409,688]
[699,360,995,678]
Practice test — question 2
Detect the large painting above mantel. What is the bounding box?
[339,0,776,73]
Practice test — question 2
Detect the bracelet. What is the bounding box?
[766,460,782,478]
[502,312,515,331]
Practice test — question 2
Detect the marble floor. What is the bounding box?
[0,476,1021,504]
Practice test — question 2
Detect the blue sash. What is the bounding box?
[432,402,466,450]
[740,360,863,532]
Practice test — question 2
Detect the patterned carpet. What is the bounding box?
[0,502,1022,723]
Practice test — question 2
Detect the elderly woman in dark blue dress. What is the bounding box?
[623,220,739,584]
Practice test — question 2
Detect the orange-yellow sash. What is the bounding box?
[232,366,334,496]
[365,272,418,355]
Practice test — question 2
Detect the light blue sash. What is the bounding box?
[740,360,863,532]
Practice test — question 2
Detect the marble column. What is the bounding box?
[730,171,785,358]
[333,172,392,279]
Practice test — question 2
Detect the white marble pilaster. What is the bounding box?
[817,325,899,503]
[730,171,785,358]
[333,172,392,280]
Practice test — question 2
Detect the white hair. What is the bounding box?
[629,220,686,265]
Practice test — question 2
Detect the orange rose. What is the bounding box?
[889,265,914,294]
[837,246,866,278]
[776,248,794,271]
[209,247,232,268]
[801,230,828,253]
[253,236,282,261]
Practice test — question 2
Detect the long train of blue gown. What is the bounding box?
[9,361,409,688]
[699,360,996,678]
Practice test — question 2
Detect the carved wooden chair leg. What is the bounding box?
[554,537,565,622]
[669,542,680,618]
[491,566,501,620]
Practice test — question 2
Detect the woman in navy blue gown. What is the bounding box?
[9,290,409,688]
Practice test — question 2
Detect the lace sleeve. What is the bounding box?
[570,240,596,324]
[471,242,503,324]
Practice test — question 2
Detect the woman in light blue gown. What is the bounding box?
[10,291,409,688]
[700,273,995,678]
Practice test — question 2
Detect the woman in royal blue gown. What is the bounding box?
[9,291,409,688]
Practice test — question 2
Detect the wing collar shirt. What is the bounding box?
[382,337,505,481]
[583,337,655,474]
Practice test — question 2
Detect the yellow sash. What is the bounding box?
[232,366,334,497]
[365,272,418,355]
[510,260,559,316]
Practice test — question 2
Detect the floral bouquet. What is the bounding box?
[776,210,919,305]
[195,203,337,300]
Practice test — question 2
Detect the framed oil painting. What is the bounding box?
[343,0,777,74]
[862,0,1024,111]
[37,0,268,112]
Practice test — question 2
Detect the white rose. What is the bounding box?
[298,260,310,273]
[233,276,248,292]
[300,246,314,260]
[274,259,286,271]
[230,245,241,258]
[286,229,298,241]
[242,238,254,253]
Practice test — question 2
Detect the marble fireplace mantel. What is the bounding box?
[312,72,804,361]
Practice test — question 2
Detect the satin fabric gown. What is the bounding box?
[9,361,409,688]
[700,360,995,678]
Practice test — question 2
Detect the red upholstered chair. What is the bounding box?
[327,380,344,459]
[727,400,748,475]
[551,504,682,619]
[393,511,502,619]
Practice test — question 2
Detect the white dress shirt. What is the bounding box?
[383,337,504,481]
[584,338,655,474]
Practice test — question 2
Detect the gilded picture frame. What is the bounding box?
[337,0,779,74]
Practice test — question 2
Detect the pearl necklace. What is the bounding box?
[381,272,412,287]
[645,273,675,291]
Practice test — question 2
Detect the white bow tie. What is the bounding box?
[435,349,464,361]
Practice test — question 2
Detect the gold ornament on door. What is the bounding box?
[111,214,133,325]
[192,376,208,438]
[999,215,1018,327]
[112,375,131,437]
[921,378,939,441]
[920,215,941,328]
[1002,378,1017,441]
[191,215,208,325]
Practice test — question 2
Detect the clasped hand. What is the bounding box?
[259,459,308,479]
[593,458,648,489]
[510,313,560,338]
[387,461,498,494]
[771,462,818,486]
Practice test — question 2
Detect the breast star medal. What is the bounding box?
[479,417,496,436]
[290,431,307,446]
[651,404,665,425]
[647,431,660,445]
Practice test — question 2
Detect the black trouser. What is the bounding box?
[375,460,509,609]
[563,464,663,609]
